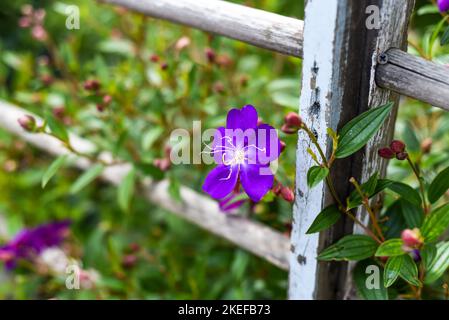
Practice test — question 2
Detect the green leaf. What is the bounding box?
[41,155,68,188]
[141,127,164,150]
[384,256,404,287]
[428,166,449,203]
[387,182,422,207]
[375,239,405,257]
[421,243,437,271]
[400,199,424,228]
[424,242,449,284]
[318,235,378,261]
[118,169,136,212]
[307,166,329,189]
[346,173,379,210]
[421,203,449,242]
[399,254,420,287]
[354,260,388,300]
[70,164,104,194]
[46,112,69,143]
[335,102,393,158]
[135,163,164,180]
[168,177,182,203]
[442,25,449,46]
[306,205,341,234]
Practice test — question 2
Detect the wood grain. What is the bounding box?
[0,100,290,271]
[100,0,304,58]
[376,48,449,111]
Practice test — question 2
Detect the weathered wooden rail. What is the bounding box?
[1,0,449,300]
[0,100,290,270]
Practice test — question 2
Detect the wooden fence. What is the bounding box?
[1,0,449,299]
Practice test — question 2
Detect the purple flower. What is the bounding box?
[202,105,281,202]
[438,0,449,12]
[0,220,71,270]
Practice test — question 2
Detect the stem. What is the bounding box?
[300,124,382,244]
[350,177,385,242]
[406,155,429,214]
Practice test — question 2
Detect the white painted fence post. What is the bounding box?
[289,0,415,299]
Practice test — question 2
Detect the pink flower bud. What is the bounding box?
[17,115,36,132]
[378,147,395,159]
[103,95,112,105]
[18,17,31,28]
[401,228,423,247]
[52,106,65,119]
[281,124,297,135]
[390,140,406,153]
[284,112,302,128]
[280,186,295,203]
[149,54,160,63]
[122,255,137,269]
[83,79,101,91]
[204,47,216,63]
[153,158,171,171]
[160,62,168,70]
[396,151,408,161]
[31,25,47,41]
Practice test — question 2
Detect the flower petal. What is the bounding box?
[202,165,238,199]
[240,164,274,202]
[256,124,281,164]
[226,105,258,130]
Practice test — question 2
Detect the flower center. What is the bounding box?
[233,148,246,165]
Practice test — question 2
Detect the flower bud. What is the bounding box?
[396,151,408,161]
[149,54,160,63]
[160,62,168,71]
[18,17,31,28]
[153,158,171,171]
[438,0,449,12]
[281,124,298,135]
[83,79,101,91]
[52,106,65,119]
[378,147,395,159]
[421,138,432,154]
[284,112,302,129]
[21,4,33,16]
[204,47,216,63]
[280,186,295,203]
[122,254,137,269]
[103,95,112,105]
[31,25,47,41]
[128,243,140,253]
[401,228,423,247]
[390,140,406,153]
[17,115,36,132]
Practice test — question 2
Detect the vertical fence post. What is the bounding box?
[289,0,415,299]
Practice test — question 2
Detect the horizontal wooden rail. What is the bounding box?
[99,0,304,58]
[0,100,290,270]
[376,48,449,111]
